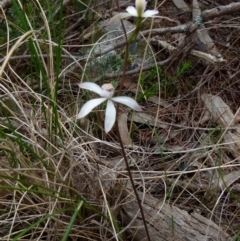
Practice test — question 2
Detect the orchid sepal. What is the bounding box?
[105,100,116,133]
[77,98,106,119]
[112,96,142,111]
[79,82,112,98]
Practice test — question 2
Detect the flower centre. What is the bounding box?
[101,83,114,98]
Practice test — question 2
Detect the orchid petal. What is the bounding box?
[79,82,104,96]
[112,96,142,111]
[126,6,138,17]
[108,12,133,25]
[104,100,116,133]
[77,98,106,119]
[142,10,159,18]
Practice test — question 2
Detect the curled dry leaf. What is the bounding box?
[201,93,240,158]
[212,170,240,191]
[201,93,235,127]
[172,0,190,12]
[117,112,133,145]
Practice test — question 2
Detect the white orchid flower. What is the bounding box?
[78,82,142,133]
[108,0,159,25]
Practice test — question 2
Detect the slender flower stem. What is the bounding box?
[127,26,140,44]
[118,20,140,96]
[115,118,151,241]
[118,19,129,97]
